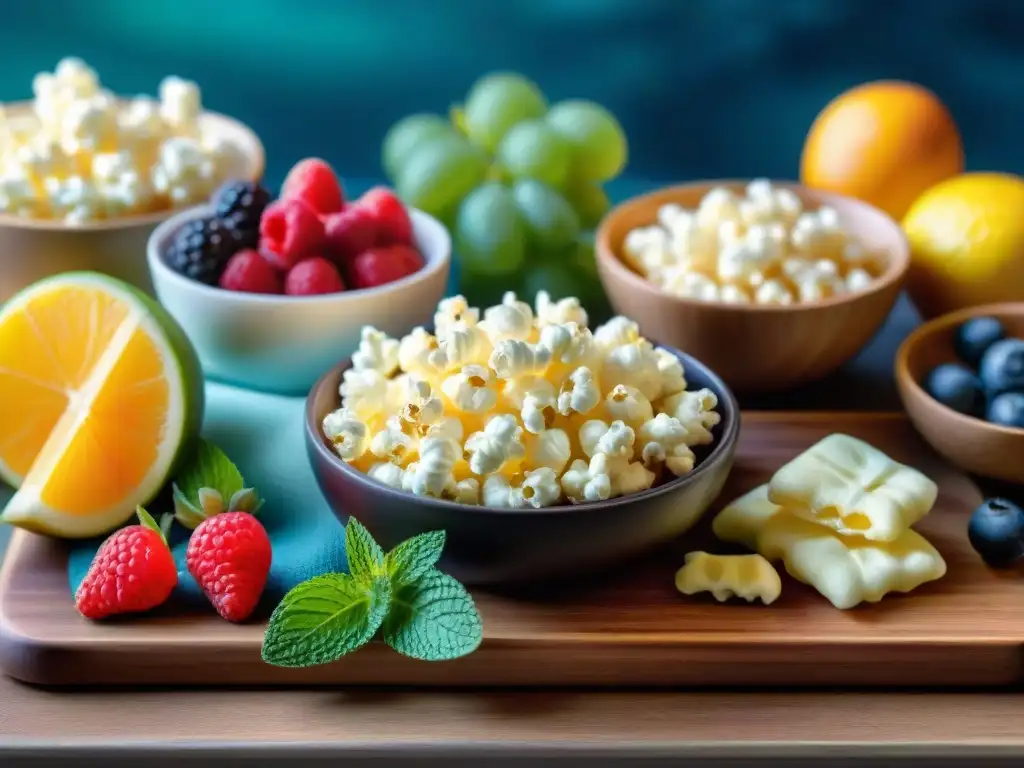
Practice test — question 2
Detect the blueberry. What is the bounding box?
[979,338,1024,396]
[954,317,1005,367]
[924,363,984,416]
[968,498,1024,568]
[987,392,1024,428]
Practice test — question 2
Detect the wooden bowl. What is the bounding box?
[0,103,264,305]
[896,303,1024,484]
[595,180,910,393]
[305,347,740,586]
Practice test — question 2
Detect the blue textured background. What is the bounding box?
[1,0,1022,191]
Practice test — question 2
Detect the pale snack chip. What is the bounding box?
[712,484,947,610]
[767,433,937,542]
[674,551,782,605]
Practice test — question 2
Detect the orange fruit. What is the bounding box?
[0,273,203,538]
[800,81,964,221]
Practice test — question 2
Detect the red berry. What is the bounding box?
[323,206,379,264]
[280,158,345,216]
[348,245,424,290]
[186,511,272,623]
[218,249,283,294]
[75,510,177,620]
[285,256,346,296]
[259,198,325,270]
[357,186,413,246]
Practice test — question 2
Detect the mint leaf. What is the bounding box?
[384,530,446,586]
[345,518,385,582]
[383,570,483,661]
[176,438,245,505]
[261,573,391,668]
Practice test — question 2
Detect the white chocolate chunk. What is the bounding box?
[674,551,781,605]
[767,433,938,541]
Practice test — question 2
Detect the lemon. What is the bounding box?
[0,272,204,538]
[902,173,1024,320]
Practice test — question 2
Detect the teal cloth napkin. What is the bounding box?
[66,382,349,608]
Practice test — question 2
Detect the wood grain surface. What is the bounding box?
[1,412,1016,688]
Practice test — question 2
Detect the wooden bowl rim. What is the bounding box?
[305,345,741,517]
[0,102,265,232]
[595,179,910,313]
[895,302,1024,436]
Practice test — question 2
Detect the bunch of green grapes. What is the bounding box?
[382,73,627,315]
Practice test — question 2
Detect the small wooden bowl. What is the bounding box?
[896,303,1024,484]
[595,181,909,393]
[0,103,264,304]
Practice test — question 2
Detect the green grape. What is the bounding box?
[455,182,527,277]
[382,114,456,181]
[496,119,571,187]
[512,179,580,251]
[563,177,611,229]
[396,135,489,217]
[546,100,628,182]
[463,72,548,153]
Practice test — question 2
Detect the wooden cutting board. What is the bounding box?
[1,412,1018,688]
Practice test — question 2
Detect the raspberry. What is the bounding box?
[348,245,423,290]
[285,256,346,296]
[165,216,243,285]
[323,206,379,264]
[219,249,283,294]
[186,511,272,623]
[280,158,345,216]
[358,186,413,245]
[259,198,325,270]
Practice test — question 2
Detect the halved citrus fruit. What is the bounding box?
[0,272,203,538]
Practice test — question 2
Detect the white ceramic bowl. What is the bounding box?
[147,205,451,396]
[0,104,264,305]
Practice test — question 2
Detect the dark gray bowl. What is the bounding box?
[305,347,740,585]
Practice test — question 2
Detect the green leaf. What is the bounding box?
[176,438,245,504]
[345,518,385,583]
[384,530,446,586]
[383,570,483,661]
[261,573,391,668]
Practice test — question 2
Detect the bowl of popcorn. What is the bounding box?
[0,57,264,304]
[596,180,909,393]
[306,293,740,585]
[148,158,450,395]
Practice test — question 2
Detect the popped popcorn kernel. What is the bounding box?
[513,467,562,509]
[322,408,370,463]
[561,454,614,503]
[605,384,654,427]
[535,291,588,328]
[579,419,635,459]
[524,429,572,473]
[464,415,526,476]
[434,295,481,334]
[480,291,534,342]
[352,326,400,375]
[557,366,601,416]
[441,364,499,414]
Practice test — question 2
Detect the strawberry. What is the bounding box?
[358,186,413,246]
[281,158,345,216]
[173,438,271,623]
[259,198,325,271]
[186,511,272,623]
[285,256,346,296]
[219,249,283,294]
[75,508,177,620]
[323,206,379,264]
[348,244,424,289]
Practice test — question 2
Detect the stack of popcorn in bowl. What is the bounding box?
[0,57,264,302]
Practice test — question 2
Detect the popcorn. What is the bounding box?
[351,327,400,375]
[322,408,370,462]
[464,415,526,476]
[441,364,499,414]
[561,454,614,503]
[158,76,201,135]
[480,292,533,342]
[535,291,587,328]
[44,175,103,221]
[622,181,880,305]
[605,384,654,426]
[524,429,572,473]
[557,366,601,416]
[0,172,42,217]
[60,93,118,155]
[151,136,217,206]
[579,419,635,459]
[846,267,874,292]
[336,295,720,507]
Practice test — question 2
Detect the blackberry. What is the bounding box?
[164,216,244,285]
[212,180,271,234]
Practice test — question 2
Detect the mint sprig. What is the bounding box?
[172,438,263,529]
[261,519,482,667]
